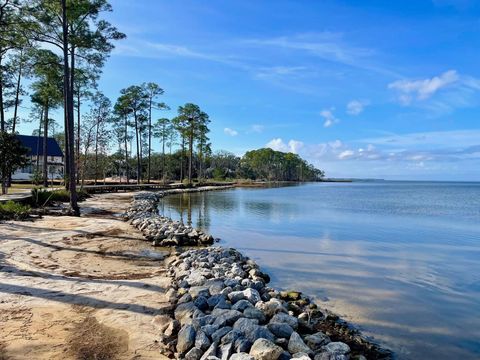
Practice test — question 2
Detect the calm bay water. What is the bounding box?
[159,182,480,359]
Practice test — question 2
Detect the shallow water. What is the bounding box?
[159,182,480,359]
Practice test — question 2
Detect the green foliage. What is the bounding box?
[0,132,30,194]
[0,201,31,220]
[239,148,324,181]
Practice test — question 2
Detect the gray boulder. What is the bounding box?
[243,307,266,323]
[212,309,243,327]
[177,324,196,354]
[185,347,204,360]
[195,330,211,351]
[211,326,233,343]
[232,299,254,311]
[270,312,299,330]
[304,332,331,351]
[288,332,312,355]
[314,342,350,360]
[267,322,294,338]
[249,338,284,360]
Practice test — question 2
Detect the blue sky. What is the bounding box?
[15,0,480,180]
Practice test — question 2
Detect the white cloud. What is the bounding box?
[288,140,304,154]
[388,70,459,105]
[224,127,238,136]
[347,100,368,115]
[265,138,304,154]
[320,109,340,128]
[338,150,355,159]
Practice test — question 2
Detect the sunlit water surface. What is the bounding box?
[159,182,480,360]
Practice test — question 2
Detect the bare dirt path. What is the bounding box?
[0,193,171,359]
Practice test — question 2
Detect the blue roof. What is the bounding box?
[16,135,64,157]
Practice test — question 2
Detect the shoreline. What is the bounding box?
[124,187,393,359]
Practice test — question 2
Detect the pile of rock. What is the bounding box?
[123,191,215,247]
[154,247,385,360]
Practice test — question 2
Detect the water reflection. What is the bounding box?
[159,183,480,360]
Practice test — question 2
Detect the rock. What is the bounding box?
[187,271,207,286]
[304,332,331,351]
[189,286,211,298]
[200,342,218,360]
[178,293,193,304]
[230,353,255,360]
[164,319,180,337]
[212,309,243,327]
[248,325,275,343]
[207,294,226,308]
[175,302,197,324]
[177,324,196,354]
[232,299,254,311]
[288,332,312,355]
[267,322,294,338]
[208,281,225,295]
[280,290,302,301]
[314,342,351,360]
[195,330,211,351]
[229,288,262,305]
[194,296,209,311]
[218,342,233,360]
[185,347,204,360]
[249,338,284,360]
[220,329,243,345]
[211,326,233,343]
[235,337,252,353]
[233,317,259,334]
[202,324,220,337]
[243,307,266,323]
[270,312,298,330]
[214,297,232,310]
[256,299,287,317]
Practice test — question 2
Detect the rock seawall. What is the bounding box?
[123,186,232,247]
[153,247,392,360]
[124,189,392,359]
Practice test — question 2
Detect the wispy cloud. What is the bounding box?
[347,100,369,115]
[320,109,340,128]
[224,127,238,136]
[388,70,459,105]
[244,32,400,77]
[250,124,265,133]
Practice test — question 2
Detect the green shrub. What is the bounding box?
[0,201,31,220]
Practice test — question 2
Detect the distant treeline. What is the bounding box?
[81,147,324,183]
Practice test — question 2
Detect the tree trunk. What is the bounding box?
[94,121,99,185]
[162,130,166,183]
[124,115,129,184]
[76,90,80,184]
[180,136,184,181]
[36,109,43,178]
[134,110,141,184]
[11,55,22,134]
[188,127,193,185]
[147,98,152,183]
[62,0,79,215]
[42,101,49,187]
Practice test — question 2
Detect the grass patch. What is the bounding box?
[0,201,30,220]
[31,188,89,207]
[67,316,128,360]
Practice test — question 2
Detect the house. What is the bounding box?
[12,135,64,181]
